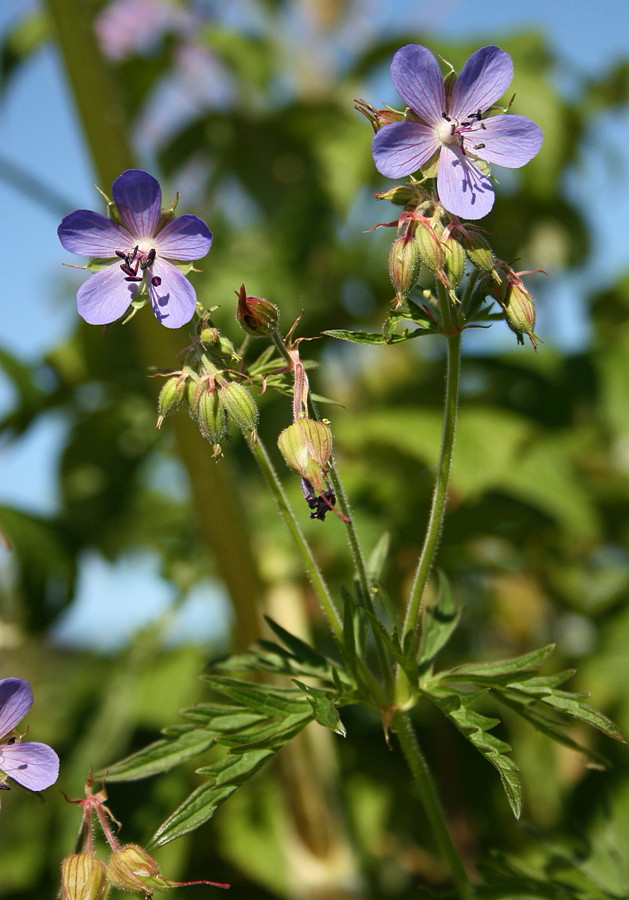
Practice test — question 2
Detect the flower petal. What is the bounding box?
[0,679,32,738]
[148,259,197,328]
[155,214,213,261]
[437,145,495,219]
[112,169,162,240]
[58,210,131,258]
[0,741,59,791]
[372,122,439,178]
[390,44,445,125]
[76,263,139,325]
[472,114,543,168]
[449,46,513,121]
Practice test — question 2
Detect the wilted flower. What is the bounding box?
[0,678,59,791]
[372,45,543,219]
[58,169,212,328]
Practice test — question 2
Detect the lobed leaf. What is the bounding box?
[101,729,217,781]
[427,687,523,819]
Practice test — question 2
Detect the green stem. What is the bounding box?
[402,284,462,643]
[394,711,475,899]
[248,435,343,640]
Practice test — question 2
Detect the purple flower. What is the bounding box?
[58,169,212,328]
[372,45,543,219]
[0,678,59,791]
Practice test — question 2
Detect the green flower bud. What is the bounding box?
[156,375,186,428]
[106,844,167,896]
[235,284,279,336]
[199,327,240,363]
[196,387,226,449]
[414,218,444,273]
[440,230,466,288]
[61,853,107,900]
[389,234,422,302]
[277,419,332,495]
[374,185,421,206]
[220,381,259,434]
[460,230,494,272]
[501,281,539,349]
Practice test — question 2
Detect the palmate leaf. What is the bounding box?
[427,687,523,819]
[431,644,626,798]
[150,748,275,847]
[101,728,217,781]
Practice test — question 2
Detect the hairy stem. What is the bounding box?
[402,284,461,645]
[394,711,475,899]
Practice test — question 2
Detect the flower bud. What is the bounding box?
[440,230,466,287]
[277,419,332,495]
[220,381,259,434]
[414,218,444,273]
[235,285,279,336]
[105,843,230,895]
[61,853,107,900]
[389,234,422,302]
[195,386,226,449]
[374,186,420,206]
[501,281,539,349]
[106,844,167,895]
[354,99,405,132]
[199,327,240,363]
[460,230,494,272]
[157,375,186,428]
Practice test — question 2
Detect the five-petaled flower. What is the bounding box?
[58,169,212,328]
[372,45,543,219]
[0,678,59,791]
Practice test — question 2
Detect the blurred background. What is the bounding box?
[1,0,628,897]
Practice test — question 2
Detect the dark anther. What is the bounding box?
[120,262,137,277]
[124,275,143,283]
[301,477,336,521]
[151,276,162,287]
[442,112,451,121]
[141,248,156,270]
[115,250,127,259]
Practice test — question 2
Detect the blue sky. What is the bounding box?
[1,0,628,650]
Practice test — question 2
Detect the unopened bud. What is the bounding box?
[106,843,230,896]
[375,186,420,206]
[235,285,279,336]
[501,282,539,349]
[61,853,107,900]
[414,219,444,273]
[389,234,422,301]
[106,844,167,895]
[460,230,494,272]
[277,419,332,495]
[200,328,240,363]
[440,231,466,287]
[220,381,259,434]
[354,100,405,132]
[157,375,186,428]
[195,386,227,448]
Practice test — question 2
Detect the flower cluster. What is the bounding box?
[58,169,212,328]
[0,678,59,792]
[370,44,543,219]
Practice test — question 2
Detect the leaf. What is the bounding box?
[293,681,347,737]
[442,645,557,685]
[101,729,217,781]
[322,329,428,345]
[427,687,523,819]
[150,748,275,847]
[418,572,460,673]
[201,676,309,718]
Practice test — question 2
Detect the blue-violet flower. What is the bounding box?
[58,169,212,328]
[0,677,59,791]
[372,45,543,219]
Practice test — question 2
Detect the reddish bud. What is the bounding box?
[235,285,279,336]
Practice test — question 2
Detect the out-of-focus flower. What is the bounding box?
[95,0,194,61]
[372,45,543,219]
[0,678,59,791]
[58,169,212,328]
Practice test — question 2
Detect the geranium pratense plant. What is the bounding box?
[371,45,543,218]
[0,678,59,791]
[58,169,212,328]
